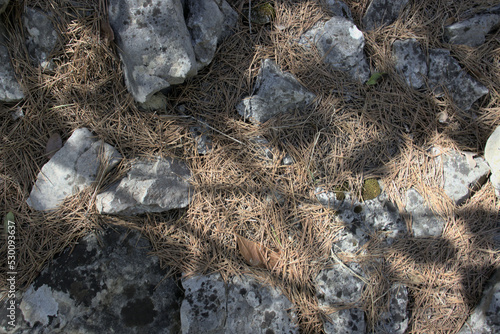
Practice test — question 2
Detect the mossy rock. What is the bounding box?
[362,178,381,201]
[251,3,276,25]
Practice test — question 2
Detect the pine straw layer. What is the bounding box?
[1,0,499,333]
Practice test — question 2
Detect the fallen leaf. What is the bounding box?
[3,212,14,236]
[462,151,477,168]
[236,234,280,270]
[46,133,62,159]
[366,72,386,86]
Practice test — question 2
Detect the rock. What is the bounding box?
[96,157,192,215]
[485,125,500,198]
[0,0,9,14]
[392,38,427,89]
[0,22,24,102]
[321,0,353,20]
[181,274,299,334]
[361,192,406,243]
[332,219,370,254]
[441,149,490,205]
[236,59,315,124]
[373,283,408,334]
[186,0,237,69]
[190,120,212,155]
[27,128,122,211]
[299,17,370,83]
[405,188,446,237]
[23,7,59,70]
[428,49,489,111]
[444,5,500,47]
[109,0,197,103]
[315,262,366,334]
[363,0,409,30]
[458,267,500,334]
[0,227,183,333]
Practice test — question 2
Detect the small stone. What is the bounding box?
[23,7,59,70]
[190,120,212,155]
[405,188,446,237]
[363,0,410,30]
[392,38,427,89]
[485,125,500,198]
[138,92,167,112]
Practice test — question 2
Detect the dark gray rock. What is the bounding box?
[458,267,500,334]
[190,120,212,155]
[0,227,183,333]
[299,17,370,83]
[428,48,489,111]
[361,192,406,243]
[392,38,427,89]
[321,0,353,20]
[0,22,24,102]
[405,188,446,237]
[27,128,122,211]
[96,157,193,215]
[237,59,315,124]
[363,0,409,30]
[373,283,408,334]
[23,7,58,70]
[485,125,500,198]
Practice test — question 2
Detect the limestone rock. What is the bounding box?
[373,283,409,334]
[441,149,490,205]
[332,219,370,254]
[444,5,500,47]
[392,38,427,89]
[361,193,406,243]
[321,0,353,20]
[405,188,446,237]
[428,49,489,111]
[23,7,59,70]
[96,157,192,215]
[325,308,365,334]
[0,227,183,333]
[237,59,315,124]
[485,125,500,198]
[458,268,500,334]
[363,0,409,30]
[299,17,370,83]
[181,274,298,334]
[27,128,122,211]
[0,22,24,102]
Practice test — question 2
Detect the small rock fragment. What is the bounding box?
[392,38,427,89]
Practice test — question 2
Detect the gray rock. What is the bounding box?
[325,308,365,334]
[237,59,315,124]
[392,38,427,89]
[23,7,59,70]
[441,149,490,205]
[186,0,237,69]
[0,227,183,333]
[363,0,410,30]
[321,0,353,20]
[27,128,122,211]
[332,220,370,254]
[444,5,500,47]
[190,120,212,155]
[181,274,298,334]
[138,92,167,112]
[405,188,446,237]
[0,22,24,102]
[458,267,500,334]
[361,193,406,243]
[428,49,489,111]
[373,283,408,334]
[96,157,192,215]
[485,125,500,198]
[0,0,9,14]
[109,0,197,103]
[299,17,370,83]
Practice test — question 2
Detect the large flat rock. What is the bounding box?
[406,188,446,237]
[0,22,24,102]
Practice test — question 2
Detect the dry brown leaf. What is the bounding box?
[46,133,62,159]
[236,234,280,270]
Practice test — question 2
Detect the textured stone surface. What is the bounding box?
[361,193,406,243]
[27,128,122,211]
[0,227,183,333]
[0,22,24,102]
[96,157,192,215]
[321,0,353,20]
[406,188,445,237]
[190,120,212,155]
[392,38,427,89]
[325,308,365,334]
[300,17,370,83]
[181,274,298,334]
[237,59,315,124]
[444,5,500,47]
[373,283,408,334]
[485,125,500,198]
[428,48,489,111]
[363,0,409,30]
[458,268,500,334]
[441,149,490,205]
[23,7,58,69]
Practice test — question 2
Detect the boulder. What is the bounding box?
[181,274,299,334]
[236,59,315,124]
[428,49,489,111]
[321,0,353,20]
[373,283,409,334]
[0,227,183,333]
[27,128,122,211]
[96,157,192,215]
[363,0,409,30]
[0,22,24,102]
[405,188,446,237]
[444,5,500,47]
[299,17,370,83]
[392,38,427,89]
[23,7,59,70]
[485,125,500,198]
